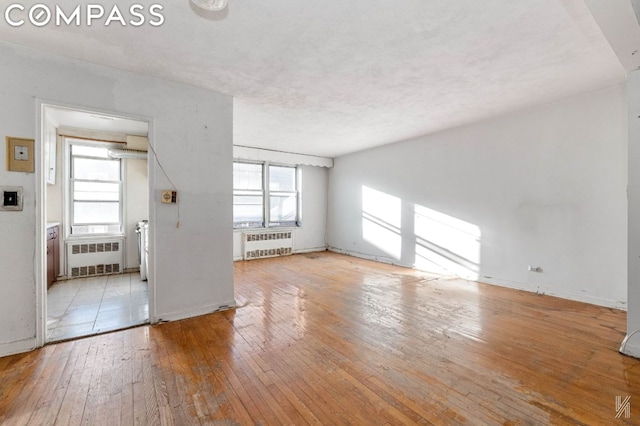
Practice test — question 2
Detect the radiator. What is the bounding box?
[66,238,125,278]
[243,230,293,260]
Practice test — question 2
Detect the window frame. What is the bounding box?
[267,163,299,228]
[232,160,265,229]
[233,160,301,230]
[66,138,125,237]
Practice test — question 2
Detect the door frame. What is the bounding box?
[36,100,156,347]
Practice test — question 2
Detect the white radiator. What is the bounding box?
[66,238,125,278]
[243,230,293,260]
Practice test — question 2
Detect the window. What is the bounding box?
[233,162,264,228]
[233,161,299,228]
[69,142,123,235]
[268,165,298,227]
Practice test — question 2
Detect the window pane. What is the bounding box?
[233,195,264,227]
[269,166,296,191]
[72,224,121,235]
[74,181,120,201]
[74,202,119,224]
[73,158,120,181]
[71,145,110,158]
[234,163,263,190]
[269,195,297,224]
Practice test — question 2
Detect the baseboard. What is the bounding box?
[234,246,328,262]
[620,332,640,358]
[541,288,626,310]
[0,337,36,358]
[479,276,626,310]
[327,247,413,269]
[155,299,237,323]
[293,246,328,254]
[329,247,626,310]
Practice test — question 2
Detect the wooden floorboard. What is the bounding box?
[1,251,639,425]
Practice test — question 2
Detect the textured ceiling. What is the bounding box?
[0,0,629,157]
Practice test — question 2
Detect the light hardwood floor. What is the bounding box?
[0,251,638,424]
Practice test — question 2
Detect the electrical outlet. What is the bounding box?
[528,265,543,273]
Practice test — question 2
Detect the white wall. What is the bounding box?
[124,136,149,271]
[125,160,148,270]
[327,85,627,308]
[45,126,62,225]
[233,164,328,259]
[0,42,234,356]
[626,70,640,356]
[45,125,63,278]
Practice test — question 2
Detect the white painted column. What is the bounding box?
[624,69,640,357]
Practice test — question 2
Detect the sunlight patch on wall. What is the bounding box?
[362,186,402,260]
[414,205,480,280]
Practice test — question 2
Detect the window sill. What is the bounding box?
[233,226,299,233]
[66,234,125,241]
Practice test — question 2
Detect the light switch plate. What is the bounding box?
[0,186,23,211]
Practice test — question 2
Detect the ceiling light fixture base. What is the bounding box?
[191,0,229,12]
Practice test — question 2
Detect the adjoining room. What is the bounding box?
[43,106,151,342]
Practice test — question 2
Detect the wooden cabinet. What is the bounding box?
[47,225,60,288]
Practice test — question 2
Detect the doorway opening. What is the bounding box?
[42,104,151,343]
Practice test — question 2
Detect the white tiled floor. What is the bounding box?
[47,272,148,342]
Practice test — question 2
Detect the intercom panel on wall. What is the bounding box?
[0,186,23,211]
